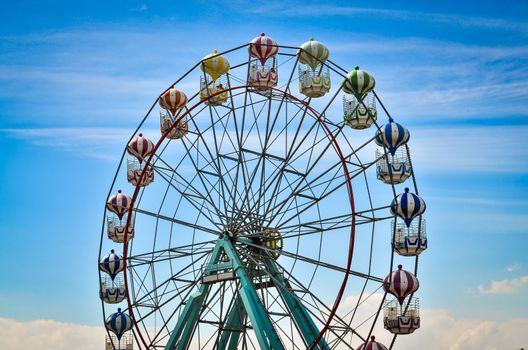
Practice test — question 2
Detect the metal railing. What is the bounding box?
[383,297,420,319]
[343,92,376,115]
[200,75,228,95]
[375,148,411,173]
[127,158,150,172]
[298,64,330,86]
[392,219,427,245]
[105,333,133,350]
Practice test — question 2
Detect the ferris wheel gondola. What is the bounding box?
[248,33,279,90]
[200,50,230,105]
[298,38,331,98]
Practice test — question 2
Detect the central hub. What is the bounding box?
[222,229,238,239]
[222,221,283,259]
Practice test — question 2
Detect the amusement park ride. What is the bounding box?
[98,34,428,350]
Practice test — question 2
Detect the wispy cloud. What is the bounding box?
[432,196,528,207]
[3,124,528,175]
[243,4,528,34]
[410,125,528,173]
[478,275,528,295]
[0,128,133,160]
[327,36,528,60]
[1,27,527,126]
[506,263,522,273]
[445,213,528,235]
[131,3,148,12]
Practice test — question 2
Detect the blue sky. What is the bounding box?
[0,1,527,349]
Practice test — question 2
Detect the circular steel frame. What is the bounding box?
[97,41,423,350]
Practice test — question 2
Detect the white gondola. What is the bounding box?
[100,276,127,304]
[127,158,154,187]
[343,93,377,129]
[105,333,133,350]
[107,213,134,243]
[298,64,330,98]
[376,148,412,184]
[160,111,188,140]
[200,76,228,106]
[249,60,278,90]
[392,219,427,256]
[383,298,420,335]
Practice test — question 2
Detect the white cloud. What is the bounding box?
[0,318,104,350]
[1,310,527,350]
[338,292,528,349]
[478,275,528,295]
[398,310,528,350]
[506,263,522,273]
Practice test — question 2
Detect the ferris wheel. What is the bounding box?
[98,33,428,350]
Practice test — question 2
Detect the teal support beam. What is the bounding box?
[265,259,330,350]
[217,297,245,350]
[165,240,224,350]
[221,237,285,350]
[165,236,285,350]
[227,321,243,350]
[175,289,207,350]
